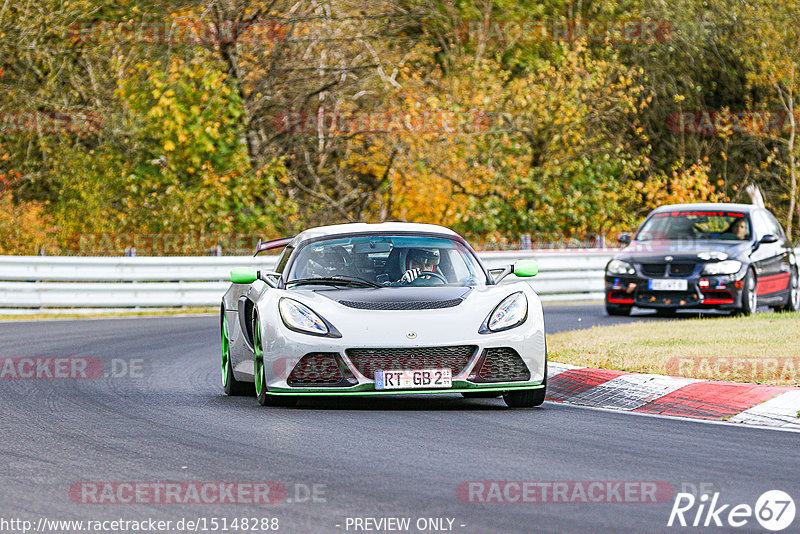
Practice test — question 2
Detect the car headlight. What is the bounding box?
[279,298,329,335]
[486,292,528,333]
[698,251,728,261]
[607,259,635,275]
[701,260,743,275]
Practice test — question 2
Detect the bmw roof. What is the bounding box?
[650,202,760,213]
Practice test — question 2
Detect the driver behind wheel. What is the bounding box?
[397,248,440,284]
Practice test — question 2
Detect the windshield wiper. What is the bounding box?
[287,276,382,288]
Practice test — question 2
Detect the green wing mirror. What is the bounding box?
[492,259,539,283]
[231,267,258,284]
[513,259,539,277]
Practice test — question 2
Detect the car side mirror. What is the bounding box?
[760,234,779,244]
[513,259,539,277]
[617,233,632,245]
[490,260,538,284]
[231,267,258,284]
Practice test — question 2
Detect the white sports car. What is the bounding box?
[220,223,547,408]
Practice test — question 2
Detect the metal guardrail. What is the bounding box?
[0,250,615,310]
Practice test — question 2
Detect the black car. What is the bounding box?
[605,203,800,316]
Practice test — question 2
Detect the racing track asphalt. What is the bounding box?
[0,306,798,534]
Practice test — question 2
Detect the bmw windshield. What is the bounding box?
[636,210,751,241]
[285,235,488,288]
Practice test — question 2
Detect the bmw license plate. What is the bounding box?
[375,369,452,390]
[648,279,688,291]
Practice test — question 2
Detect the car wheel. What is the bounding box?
[781,268,800,312]
[605,303,632,316]
[222,315,252,396]
[737,269,757,316]
[461,392,502,399]
[254,315,298,407]
[503,388,546,408]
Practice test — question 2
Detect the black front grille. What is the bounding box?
[287,353,353,386]
[338,299,462,310]
[346,346,476,379]
[669,263,696,277]
[640,264,666,277]
[640,263,696,277]
[469,348,531,383]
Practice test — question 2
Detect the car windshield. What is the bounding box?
[286,234,488,287]
[636,210,751,241]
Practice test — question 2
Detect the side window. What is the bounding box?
[751,212,769,239]
[274,245,294,274]
[764,211,786,239]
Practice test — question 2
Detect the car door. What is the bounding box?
[761,210,793,299]
[752,210,791,301]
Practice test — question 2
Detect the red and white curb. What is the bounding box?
[546,362,800,430]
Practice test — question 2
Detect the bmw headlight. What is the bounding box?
[701,260,743,275]
[485,292,528,333]
[607,259,635,275]
[279,298,329,335]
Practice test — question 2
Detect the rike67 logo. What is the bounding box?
[668,490,796,531]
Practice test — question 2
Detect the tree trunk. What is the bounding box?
[787,90,796,241]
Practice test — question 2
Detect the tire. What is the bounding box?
[737,269,757,316]
[605,302,632,316]
[461,392,502,399]
[253,315,298,407]
[503,387,546,408]
[222,314,253,396]
[780,268,800,312]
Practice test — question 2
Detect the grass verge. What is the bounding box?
[547,312,800,386]
[0,307,216,321]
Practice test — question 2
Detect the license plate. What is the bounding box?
[374,369,452,390]
[648,279,688,291]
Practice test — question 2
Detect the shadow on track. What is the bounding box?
[205,392,535,411]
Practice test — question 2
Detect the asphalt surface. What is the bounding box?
[1,306,798,534]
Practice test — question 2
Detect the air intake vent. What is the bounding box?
[338,299,463,310]
[469,348,531,383]
[287,353,355,387]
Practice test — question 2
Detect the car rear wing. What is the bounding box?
[253,236,294,256]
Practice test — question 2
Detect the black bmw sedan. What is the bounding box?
[605,203,800,316]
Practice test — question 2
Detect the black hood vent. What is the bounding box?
[338,299,463,310]
[313,286,471,311]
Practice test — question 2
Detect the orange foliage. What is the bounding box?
[0,192,56,254]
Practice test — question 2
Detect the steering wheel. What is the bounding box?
[411,270,448,285]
